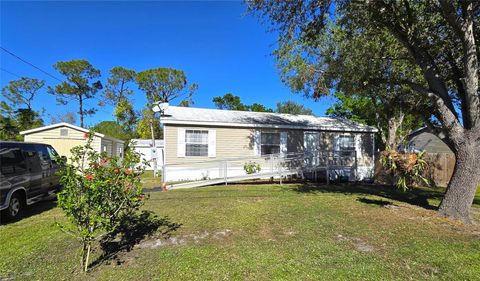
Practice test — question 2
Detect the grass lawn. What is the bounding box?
[1,183,479,280]
[140,170,163,190]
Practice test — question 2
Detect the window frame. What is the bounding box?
[260,132,281,156]
[185,129,209,157]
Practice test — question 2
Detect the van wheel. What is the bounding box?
[6,193,24,220]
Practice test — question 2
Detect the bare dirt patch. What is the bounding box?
[336,234,375,253]
[135,229,233,249]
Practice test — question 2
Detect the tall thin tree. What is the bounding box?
[49,60,102,127]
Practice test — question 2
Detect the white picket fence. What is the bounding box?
[164,150,362,189]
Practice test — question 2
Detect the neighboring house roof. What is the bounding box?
[130,139,164,147]
[407,128,453,154]
[162,106,378,132]
[19,122,125,143]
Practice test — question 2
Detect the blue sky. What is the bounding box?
[1,1,334,127]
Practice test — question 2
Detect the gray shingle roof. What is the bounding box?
[162,106,378,132]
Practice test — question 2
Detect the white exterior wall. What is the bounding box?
[133,146,164,171]
[131,139,164,171]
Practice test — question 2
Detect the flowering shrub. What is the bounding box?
[55,132,148,272]
[380,150,429,190]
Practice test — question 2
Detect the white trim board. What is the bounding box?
[161,119,378,133]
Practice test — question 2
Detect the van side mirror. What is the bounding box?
[61,156,67,162]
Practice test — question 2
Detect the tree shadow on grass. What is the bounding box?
[90,210,182,268]
[292,183,444,210]
[357,197,394,207]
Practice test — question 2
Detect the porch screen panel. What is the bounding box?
[338,135,355,151]
[336,135,355,158]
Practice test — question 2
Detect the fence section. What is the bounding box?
[424,153,455,186]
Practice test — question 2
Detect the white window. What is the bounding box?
[261,132,281,155]
[185,130,208,157]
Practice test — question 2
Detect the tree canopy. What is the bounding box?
[103,66,137,104]
[212,93,273,112]
[136,108,162,139]
[326,92,422,150]
[1,77,45,140]
[49,60,103,127]
[136,68,197,105]
[91,120,133,141]
[103,66,138,133]
[213,93,249,111]
[276,100,314,115]
[1,77,45,110]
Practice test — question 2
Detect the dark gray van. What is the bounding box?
[0,142,62,220]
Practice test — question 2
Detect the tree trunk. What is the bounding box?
[79,95,84,128]
[150,117,158,177]
[386,112,404,149]
[438,141,480,223]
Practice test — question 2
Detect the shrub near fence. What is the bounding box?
[375,152,455,187]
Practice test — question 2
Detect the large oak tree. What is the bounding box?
[249,0,480,223]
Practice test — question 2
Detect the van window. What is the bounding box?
[0,148,27,175]
[34,144,51,162]
[20,144,43,172]
[46,146,59,162]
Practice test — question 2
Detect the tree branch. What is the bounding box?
[373,2,462,127]
[419,114,457,153]
[439,0,480,129]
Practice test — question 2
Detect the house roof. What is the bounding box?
[19,122,125,143]
[162,106,378,132]
[130,139,164,147]
[408,131,453,154]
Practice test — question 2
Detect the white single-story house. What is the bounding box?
[20,122,124,159]
[161,106,378,182]
[130,139,164,170]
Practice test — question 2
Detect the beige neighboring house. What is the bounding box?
[20,122,124,159]
[161,106,378,182]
